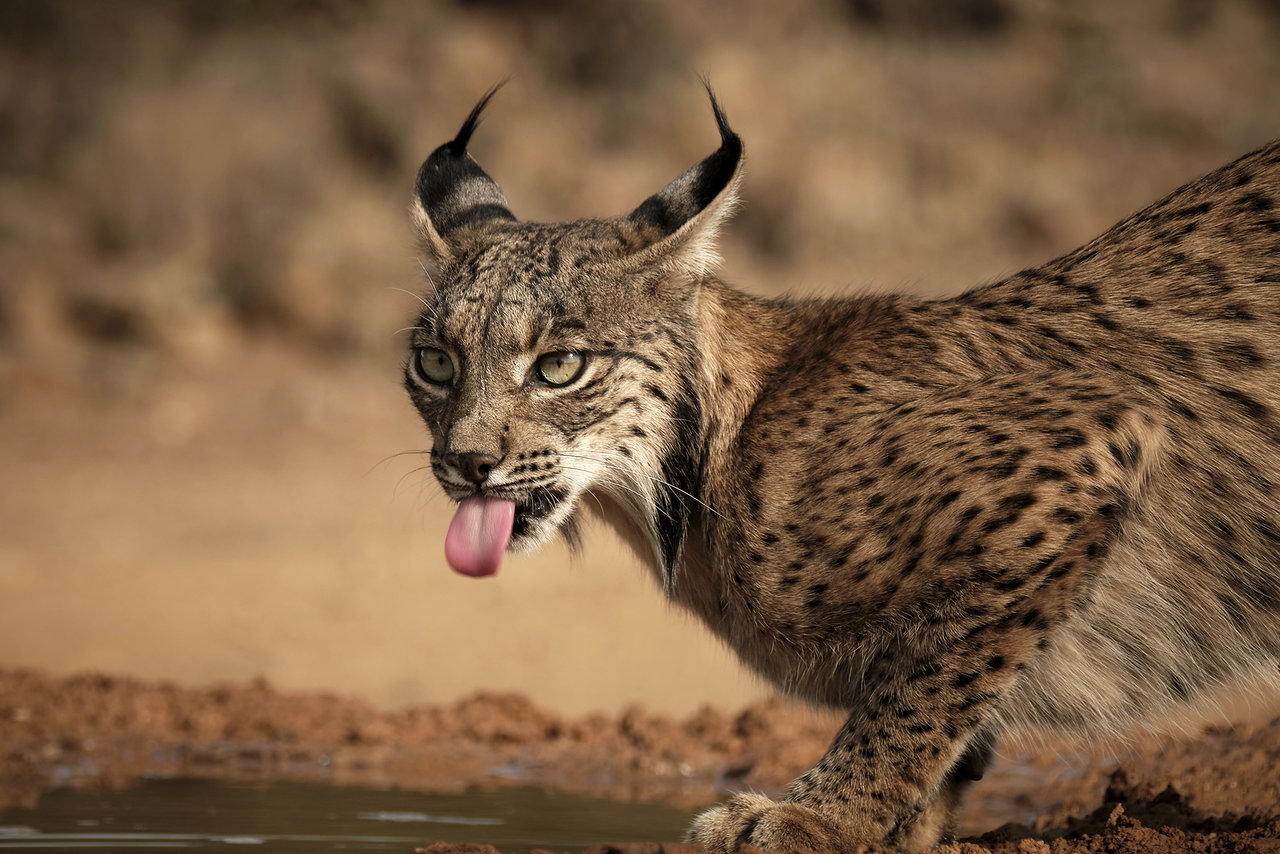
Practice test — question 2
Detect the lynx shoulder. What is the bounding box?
[403,87,1280,853]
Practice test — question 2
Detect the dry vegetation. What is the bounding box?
[4,0,1280,389]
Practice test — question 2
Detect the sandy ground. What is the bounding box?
[2,668,1279,853]
[0,343,768,716]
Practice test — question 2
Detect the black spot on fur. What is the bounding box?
[1216,340,1265,369]
[1212,386,1270,421]
[1049,429,1087,449]
[1001,493,1038,511]
[1020,531,1046,549]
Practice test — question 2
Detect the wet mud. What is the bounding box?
[2,669,1278,852]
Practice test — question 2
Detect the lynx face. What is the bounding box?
[404,88,741,584]
[404,223,690,570]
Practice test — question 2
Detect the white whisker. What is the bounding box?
[417,264,446,313]
[556,464,659,517]
[560,451,723,518]
[364,448,433,479]
[388,286,435,312]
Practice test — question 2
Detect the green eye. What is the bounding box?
[537,351,586,386]
[415,347,454,385]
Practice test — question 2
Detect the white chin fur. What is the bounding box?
[507,494,579,552]
[508,530,549,553]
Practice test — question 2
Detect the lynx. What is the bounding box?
[402,86,1280,852]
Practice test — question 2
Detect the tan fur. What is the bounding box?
[404,94,1280,852]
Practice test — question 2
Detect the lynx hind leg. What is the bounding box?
[888,726,1000,852]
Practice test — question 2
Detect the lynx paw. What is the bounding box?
[687,793,861,854]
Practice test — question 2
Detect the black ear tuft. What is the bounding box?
[703,80,736,153]
[414,84,516,254]
[443,83,504,157]
[627,85,743,240]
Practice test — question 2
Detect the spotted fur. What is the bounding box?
[403,88,1280,853]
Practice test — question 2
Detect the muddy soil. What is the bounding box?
[2,669,1278,853]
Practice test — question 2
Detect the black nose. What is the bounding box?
[444,452,499,485]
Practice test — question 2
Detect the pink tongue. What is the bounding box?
[445,496,517,577]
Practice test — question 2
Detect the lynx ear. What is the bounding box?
[622,87,744,281]
[412,85,517,267]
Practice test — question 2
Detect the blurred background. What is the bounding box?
[2,0,1279,716]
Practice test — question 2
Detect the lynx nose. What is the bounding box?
[445,452,500,485]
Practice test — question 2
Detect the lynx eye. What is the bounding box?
[536,351,586,387]
[414,347,455,386]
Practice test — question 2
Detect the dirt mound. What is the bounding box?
[2,668,1279,853]
[961,777,1280,854]
[0,667,845,808]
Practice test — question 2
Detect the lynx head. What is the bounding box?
[404,86,743,593]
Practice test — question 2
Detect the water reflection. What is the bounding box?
[0,778,696,852]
